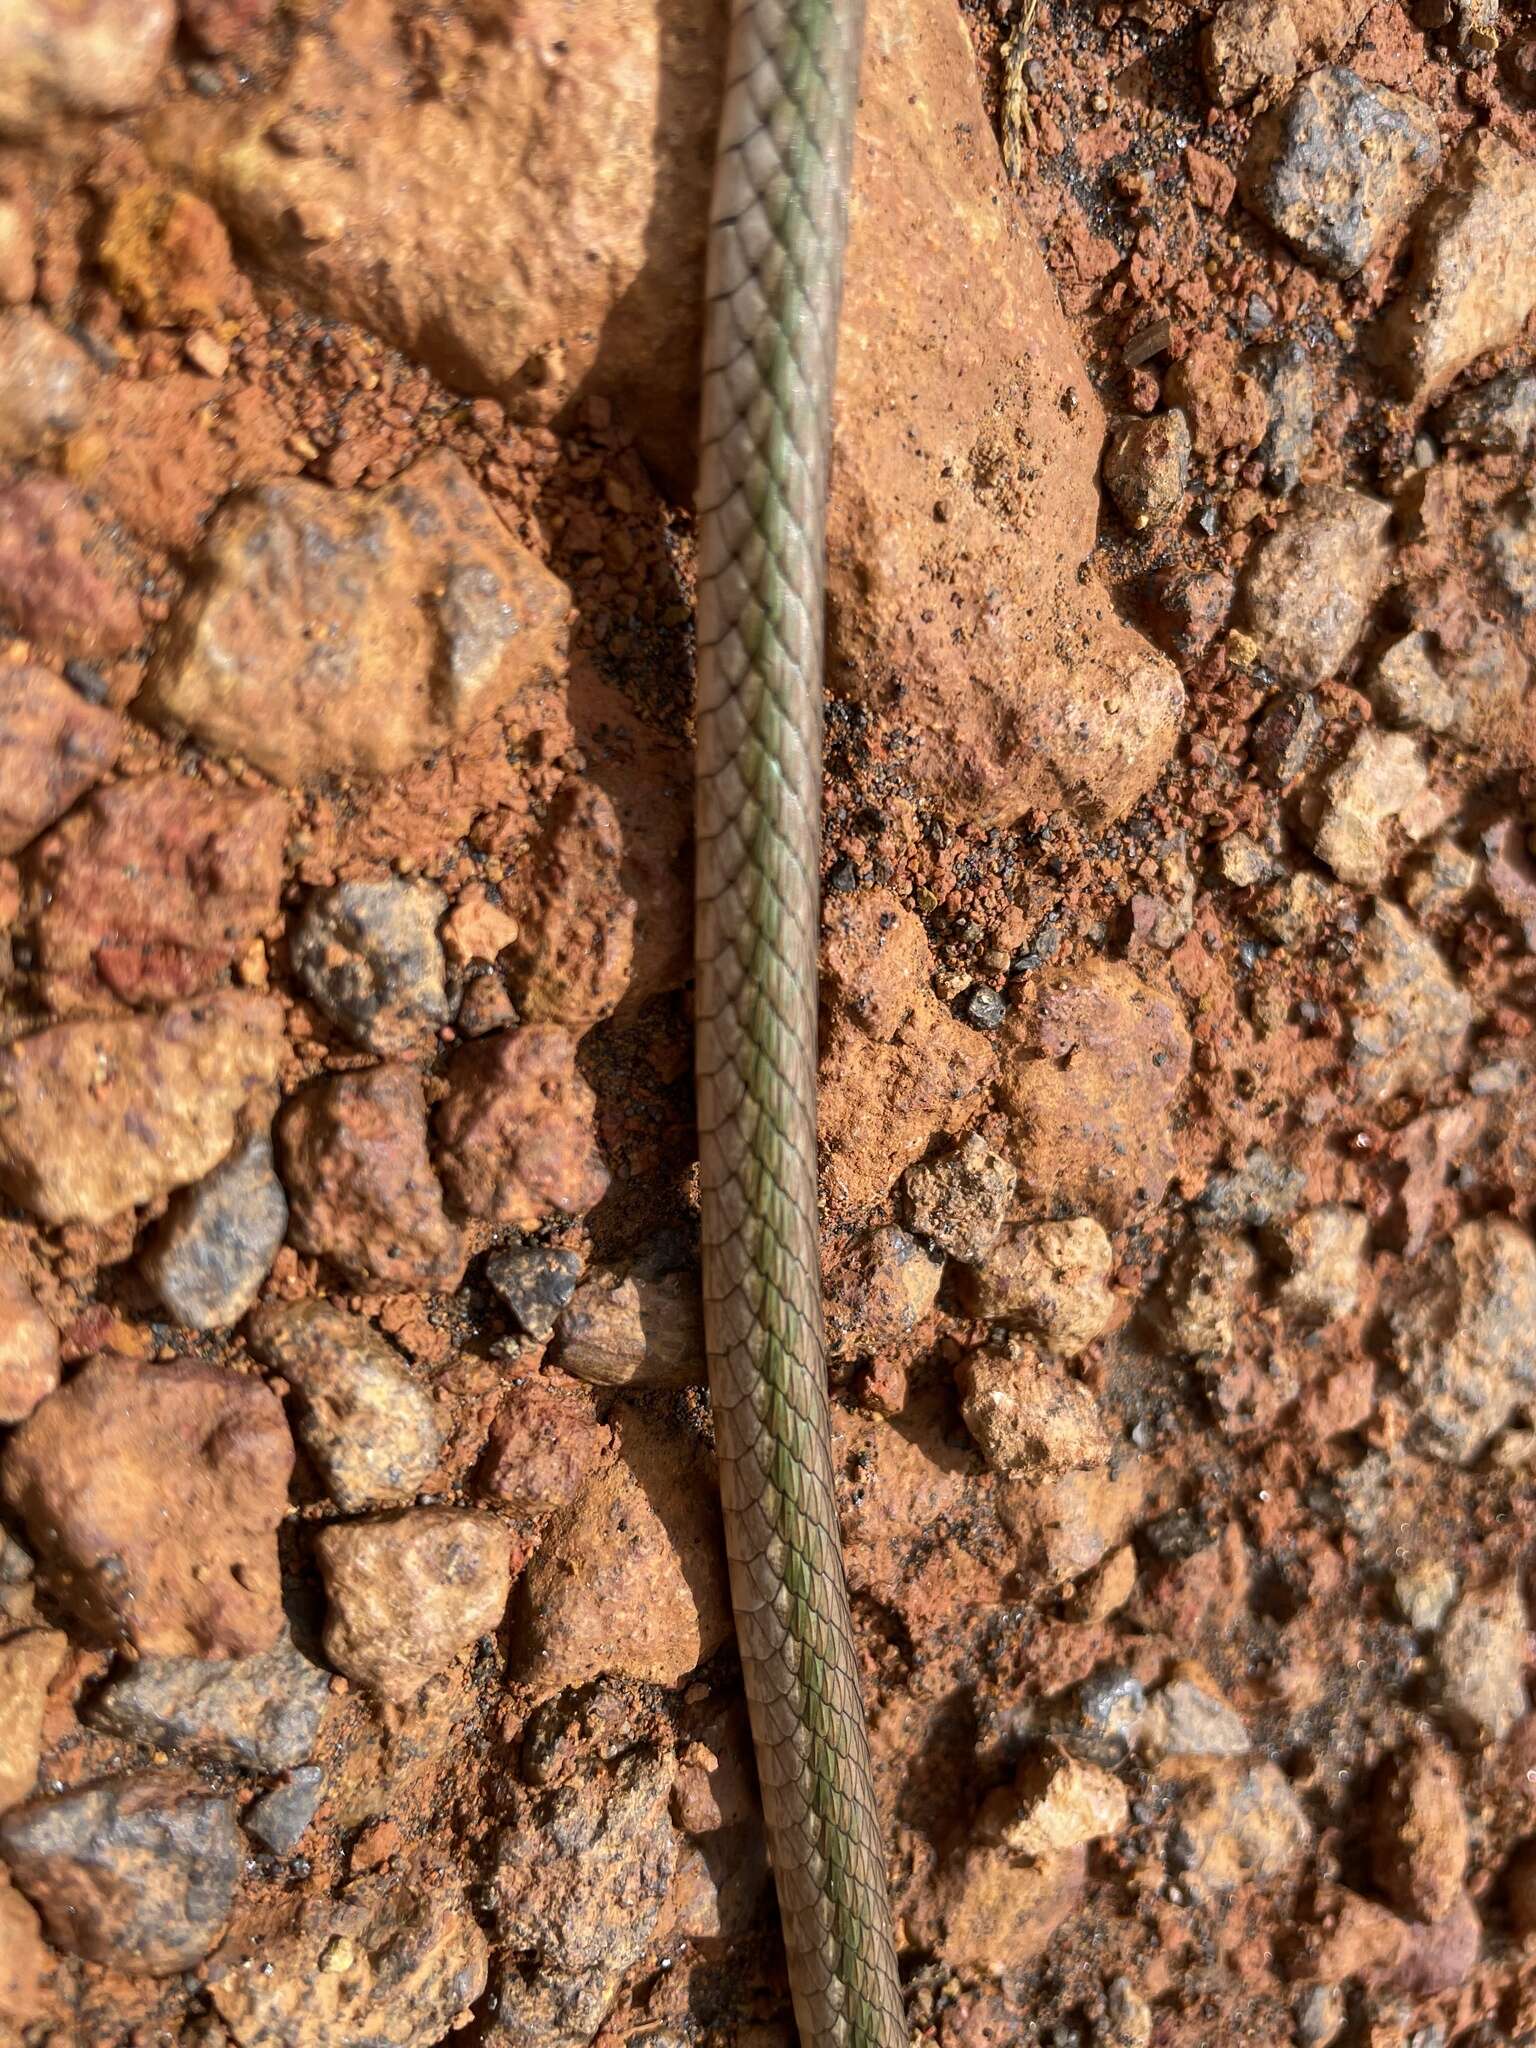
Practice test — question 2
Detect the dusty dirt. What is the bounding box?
[1,1,1535,2046]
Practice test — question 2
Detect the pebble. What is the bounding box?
[289,879,450,1056]
[247,1299,442,1510]
[1295,1984,1348,2048]
[1389,1216,1536,1464]
[1313,728,1443,888]
[1102,410,1190,530]
[1,1354,292,1656]
[1371,1745,1468,1923]
[964,1218,1116,1357]
[929,1841,1086,1973]
[1482,817,1536,949]
[1240,67,1440,279]
[182,0,278,56]
[0,663,120,857]
[433,1026,610,1230]
[1395,1557,1459,1633]
[1099,1978,1154,2048]
[97,184,238,331]
[1369,619,1525,746]
[0,1261,58,1425]
[242,1764,324,1858]
[555,1265,705,1387]
[1139,1670,1251,1761]
[515,1407,730,1696]
[0,1870,48,2028]
[1349,903,1472,1104]
[991,1752,1130,1856]
[1403,835,1481,920]
[478,1378,612,1514]
[957,1347,1113,1480]
[494,1742,676,2046]
[486,1243,586,1344]
[1486,493,1536,616]
[1202,0,1300,106]
[141,1131,288,1329]
[1381,131,1536,398]
[211,1875,488,2046]
[1199,1145,1307,1229]
[1433,366,1536,452]
[1159,1231,1259,1357]
[0,0,175,136]
[0,1774,238,1973]
[504,779,636,1031]
[1267,1204,1369,1323]
[144,452,568,782]
[1251,687,1323,787]
[1240,484,1392,685]
[0,1627,67,1808]
[0,994,283,1227]
[901,1132,1018,1264]
[0,308,97,460]
[1247,337,1315,494]
[1168,1759,1313,1898]
[0,474,142,662]
[278,1062,465,1293]
[827,1224,943,1353]
[89,1632,331,1773]
[1434,1575,1529,1742]
[316,1507,512,1703]
[26,775,287,1010]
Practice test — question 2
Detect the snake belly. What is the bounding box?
[694,4,906,2046]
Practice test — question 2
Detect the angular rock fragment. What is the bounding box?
[289,879,449,1056]
[1240,485,1392,685]
[901,1132,1017,1263]
[1381,131,1536,399]
[554,1265,703,1389]
[317,1508,512,1703]
[1369,620,1525,747]
[1371,1746,1468,1924]
[1168,1759,1312,1898]
[1202,0,1301,105]
[0,664,120,857]
[433,1027,609,1230]
[963,1218,1115,1357]
[1348,903,1472,1103]
[0,475,142,663]
[1159,1232,1260,1358]
[826,1225,943,1353]
[1,1355,292,1656]
[1388,1216,1536,1464]
[0,1869,48,2027]
[89,1633,330,1773]
[0,1261,58,1425]
[0,309,96,460]
[1247,337,1315,495]
[927,1842,1086,1974]
[247,1299,442,1511]
[143,453,568,782]
[989,1751,1130,1857]
[211,1875,488,2047]
[0,0,175,137]
[478,1380,611,1516]
[141,1131,288,1330]
[515,1409,729,1697]
[1267,1204,1368,1324]
[1311,729,1439,888]
[504,780,637,1031]
[1487,493,1536,616]
[493,1742,676,2048]
[821,889,933,1042]
[1434,367,1536,452]
[0,993,283,1226]
[996,962,1190,1226]
[1239,68,1439,279]
[486,1244,585,1345]
[0,1628,66,1811]
[1435,1576,1528,1742]
[242,1764,323,1858]
[97,184,238,332]
[1103,411,1190,530]
[1139,1671,1251,1760]
[957,1348,1112,1480]
[821,996,995,1211]
[278,1063,464,1293]
[0,1774,238,1974]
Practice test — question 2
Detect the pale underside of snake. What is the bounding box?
[694,4,907,2046]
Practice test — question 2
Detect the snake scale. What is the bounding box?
[694,4,907,2045]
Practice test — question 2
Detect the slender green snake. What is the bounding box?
[694,4,906,2044]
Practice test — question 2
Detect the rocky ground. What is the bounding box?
[0,0,1533,2045]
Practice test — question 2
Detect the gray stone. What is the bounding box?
[1369,619,1525,746]
[141,1131,288,1330]
[901,1131,1018,1263]
[1250,688,1323,788]
[1388,1216,1536,1464]
[246,1300,441,1512]
[1198,1146,1307,1229]
[1488,494,1536,614]
[1240,67,1441,279]
[486,1244,585,1345]
[290,879,449,1056]
[1434,368,1536,452]
[1435,1576,1529,1742]
[1349,903,1472,1103]
[1139,1676,1251,1760]
[89,1633,331,1772]
[1246,336,1315,494]
[0,1773,238,1973]
[0,309,96,461]
[1240,484,1392,685]
[243,1765,324,1857]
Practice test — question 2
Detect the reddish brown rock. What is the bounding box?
[0,1261,58,1426]
[0,476,141,664]
[0,993,284,1226]
[278,1063,463,1293]
[0,1773,238,1975]
[479,1379,612,1516]
[0,1870,48,2028]
[0,309,97,462]
[0,1627,67,1810]
[98,185,239,331]
[25,775,286,1010]
[1371,1746,1469,1923]
[995,962,1191,1226]
[1380,131,1536,400]
[1102,409,1190,530]
[0,665,120,858]
[1165,338,1268,461]
[505,780,636,1031]
[0,0,174,136]
[0,1355,292,1656]
[182,0,276,54]
[555,1267,704,1390]
[157,0,1180,831]
[1239,485,1392,686]
[433,1027,609,1230]
[825,1225,943,1355]
[143,452,568,782]
[316,1508,513,1703]
[514,1407,730,1698]
[821,890,934,1041]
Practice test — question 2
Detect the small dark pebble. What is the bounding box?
[243,1766,324,1858]
[485,1244,586,1345]
[962,985,1007,1030]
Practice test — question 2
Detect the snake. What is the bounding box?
[693,4,907,2046]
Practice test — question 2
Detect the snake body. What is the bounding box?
[694,5,906,2046]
